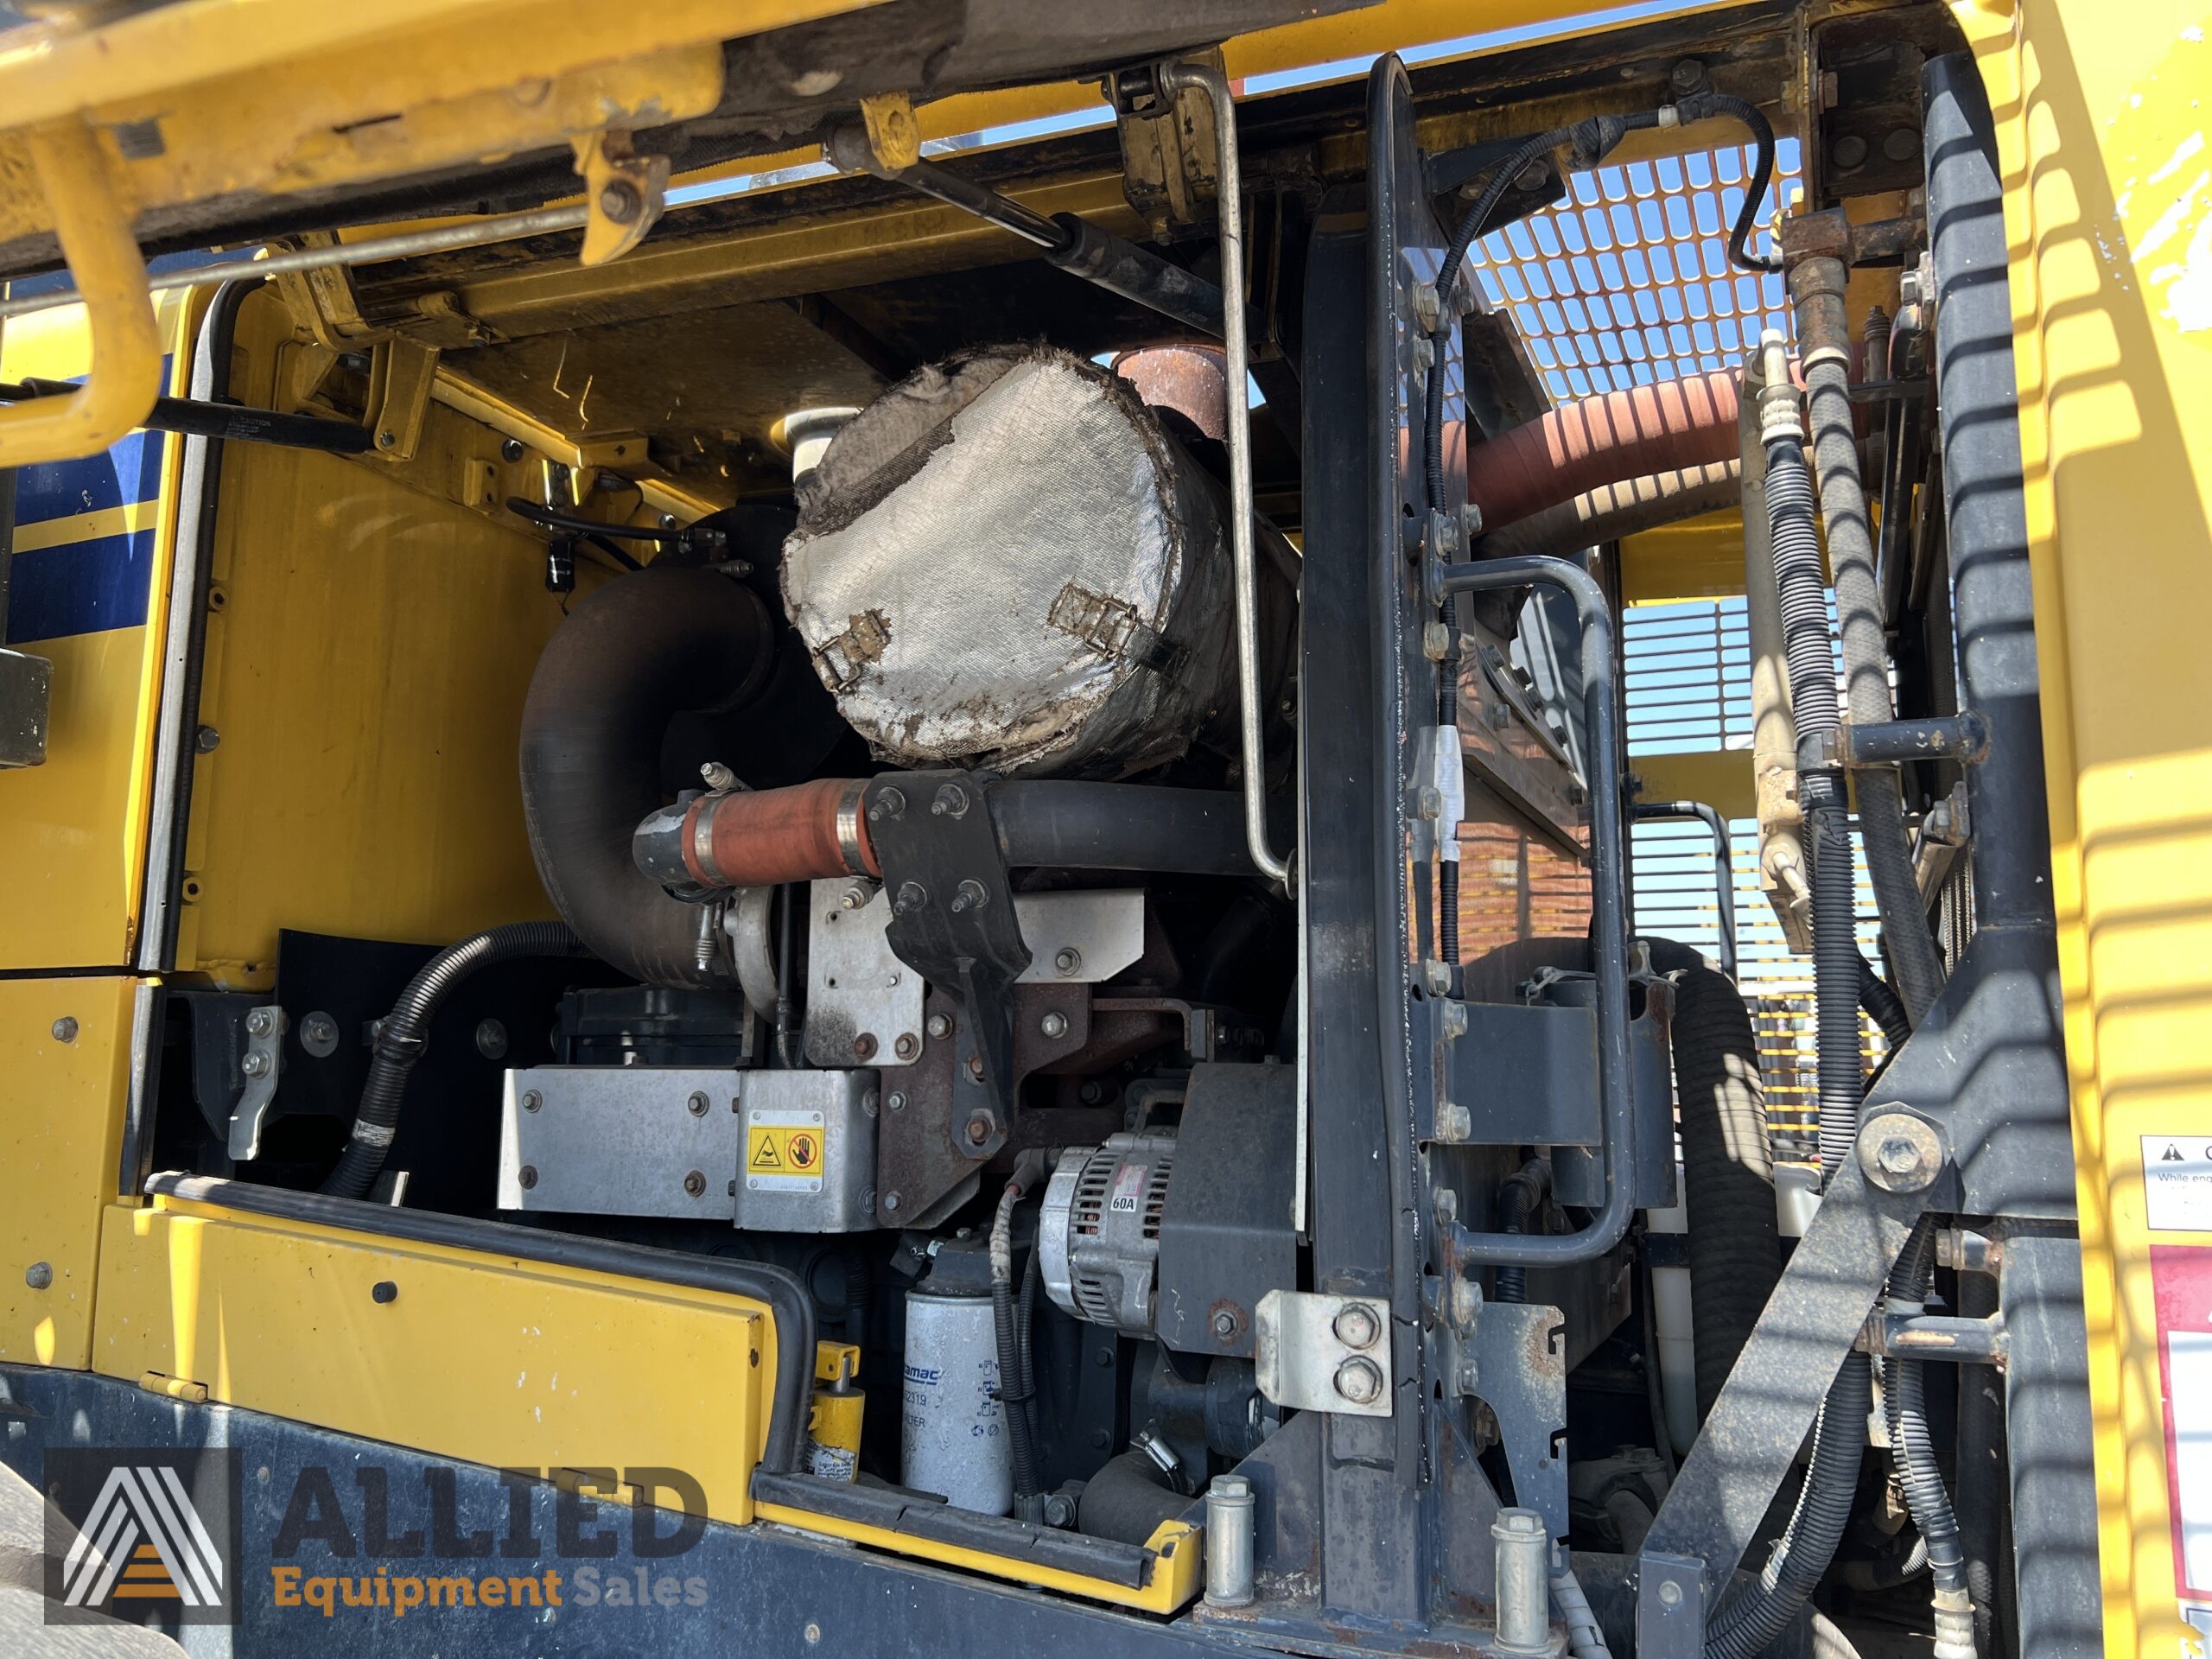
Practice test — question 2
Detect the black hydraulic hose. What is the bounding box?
[505,496,690,543]
[0,375,377,454]
[1764,421,1866,1182]
[1887,1220,1979,1658]
[1647,938,1782,1424]
[145,1171,816,1477]
[323,922,588,1200]
[1794,265,1948,1023]
[519,565,777,987]
[1077,1452,1189,1547]
[1704,1351,1871,1659]
[1670,93,1785,273]
[1492,1159,1553,1302]
[1016,1239,1042,1452]
[1859,955,1913,1050]
[989,1184,1041,1511]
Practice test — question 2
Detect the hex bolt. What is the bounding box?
[194,724,221,753]
[300,1013,340,1057]
[25,1262,52,1291]
[1436,1103,1472,1141]
[50,1017,77,1044]
[240,1051,270,1078]
[1054,947,1083,976]
[893,881,928,915]
[500,438,526,462]
[517,1166,538,1189]
[882,1192,902,1213]
[699,760,739,792]
[853,1033,879,1060]
[1211,1309,1238,1338]
[687,1091,710,1116]
[683,1170,708,1198]
[246,1007,276,1038]
[1669,56,1707,95]
[868,785,906,823]
[965,1054,984,1081]
[1332,1302,1382,1350]
[598,180,643,224]
[964,1115,992,1146]
[1332,1356,1384,1406]
[475,1018,508,1061]
[925,1013,952,1040]
[886,1090,906,1113]
[893,1033,919,1060]
[1039,1011,1069,1039]
[1043,1491,1078,1529]
[1878,1137,1920,1175]
[1421,620,1451,661]
[522,1090,542,1113]
[931,783,969,817]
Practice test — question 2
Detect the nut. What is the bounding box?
[1039,1011,1069,1039]
[523,1090,542,1113]
[597,179,643,224]
[886,1090,906,1113]
[893,1033,919,1060]
[240,1051,270,1078]
[1435,1103,1471,1141]
[1054,947,1083,976]
[518,1165,538,1189]
[683,1170,708,1198]
[1211,1309,1238,1338]
[1332,1356,1385,1406]
[688,1091,710,1116]
[931,783,969,818]
[838,880,873,912]
[893,881,928,914]
[868,785,906,822]
[246,1008,276,1038]
[950,878,987,913]
[1332,1302,1382,1350]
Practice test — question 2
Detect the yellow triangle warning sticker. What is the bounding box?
[749,1133,785,1172]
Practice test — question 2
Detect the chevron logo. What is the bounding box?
[42,1447,239,1626]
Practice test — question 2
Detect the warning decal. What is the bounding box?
[2152,1246,2212,1602]
[746,1119,824,1192]
[2145,1135,2212,1232]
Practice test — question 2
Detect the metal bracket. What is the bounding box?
[1830,710,1993,768]
[365,335,441,461]
[856,91,922,171]
[1253,1289,1393,1417]
[1455,1300,1568,1540]
[570,129,670,268]
[226,1004,287,1160]
[863,772,1031,1157]
[1107,50,1223,230]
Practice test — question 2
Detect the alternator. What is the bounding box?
[1039,1132,1175,1336]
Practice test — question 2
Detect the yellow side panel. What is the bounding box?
[1619,509,1748,606]
[0,298,191,969]
[1952,1,2212,1650]
[93,1195,767,1523]
[0,976,134,1369]
[1630,749,1755,823]
[177,295,569,983]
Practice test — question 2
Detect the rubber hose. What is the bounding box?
[988,1184,1041,1507]
[1764,429,1866,1181]
[1704,1351,1871,1659]
[1858,956,1912,1051]
[1493,1159,1553,1303]
[1955,1270,2007,1658]
[1478,460,1743,560]
[1887,1221,1980,1658]
[1646,938,1783,1423]
[1017,1239,1043,1452]
[322,922,589,1199]
[519,565,776,988]
[1798,309,1946,1022]
[1672,92,1784,272]
[1077,1452,1188,1547]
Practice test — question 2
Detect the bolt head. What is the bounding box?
[887,1090,906,1112]
[853,1032,879,1060]
[246,1008,275,1037]
[1211,1309,1238,1338]
[1878,1137,1919,1174]
[1332,1302,1382,1350]
[683,1169,707,1197]
[523,1090,542,1113]
[598,180,643,224]
[883,1192,901,1213]
[925,1013,952,1040]
[501,438,526,462]
[371,1280,398,1305]
[1039,1011,1069,1039]
[24,1262,52,1291]
[1658,1580,1684,1609]
[688,1090,710,1116]
[893,1033,919,1060]
[1332,1355,1384,1406]
[240,1051,270,1077]
[965,1054,984,1080]
[1054,947,1082,976]
[195,724,220,753]
[518,1165,538,1190]
[49,1017,77,1044]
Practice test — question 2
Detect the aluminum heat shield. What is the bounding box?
[781,346,1236,777]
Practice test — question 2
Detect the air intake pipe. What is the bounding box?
[519,565,777,987]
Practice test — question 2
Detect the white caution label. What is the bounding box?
[2144,1135,2212,1232]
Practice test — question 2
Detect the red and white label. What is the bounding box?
[2153,1245,2212,1603]
[1109,1163,1148,1215]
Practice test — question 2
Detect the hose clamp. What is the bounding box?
[833,778,871,875]
[690,794,728,887]
[349,1121,397,1148]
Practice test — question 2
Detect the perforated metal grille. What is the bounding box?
[1465,140,1804,402]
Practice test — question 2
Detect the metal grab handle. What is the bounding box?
[1157,62,1290,887]
[1631,799,1738,980]
[1440,556,1633,1266]
[0,120,162,467]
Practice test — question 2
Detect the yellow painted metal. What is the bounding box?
[0,293,193,970]
[1632,750,1756,824]
[750,1497,1205,1612]
[0,0,885,249]
[0,121,162,467]
[93,1192,771,1524]
[1618,510,1750,606]
[174,292,575,985]
[0,976,134,1370]
[1947,2,2212,1650]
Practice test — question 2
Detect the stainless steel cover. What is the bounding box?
[781,346,1236,778]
